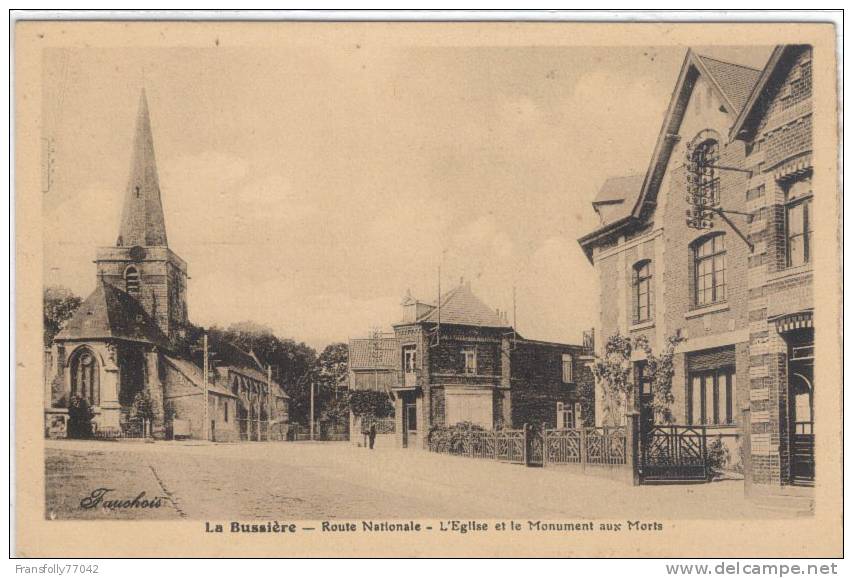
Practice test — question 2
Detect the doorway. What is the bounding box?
[404,402,418,449]
[789,362,814,485]
[787,329,814,486]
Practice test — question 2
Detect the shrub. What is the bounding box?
[707,436,731,476]
[427,421,485,454]
[67,395,94,439]
[348,390,394,419]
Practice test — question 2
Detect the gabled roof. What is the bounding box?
[578,50,763,261]
[349,337,399,370]
[55,280,170,347]
[163,354,238,398]
[591,174,645,227]
[414,284,509,328]
[200,334,284,390]
[730,45,804,141]
[696,55,762,115]
[117,88,169,248]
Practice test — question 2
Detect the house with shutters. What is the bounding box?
[385,281,594,449]
[43,88,289,441]
[578,45,816,490]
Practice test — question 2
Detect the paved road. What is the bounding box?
[45,439,785,521]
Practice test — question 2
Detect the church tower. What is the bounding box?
[95,89,188,343]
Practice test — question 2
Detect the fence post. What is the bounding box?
[580,426,588,472]
[741,406,753,497]
[523,423,529,466]
[543,430,548,467]
[625,412,641,486]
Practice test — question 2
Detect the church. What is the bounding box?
[43,89,290,442]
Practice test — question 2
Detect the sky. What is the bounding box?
[42,43,773,351]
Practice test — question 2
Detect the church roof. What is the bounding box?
[116,88,169,248]
[414,284,510,328]
[163,354,238,398]
[55,280,170,347]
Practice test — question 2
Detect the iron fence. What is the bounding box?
[542,426,627,466]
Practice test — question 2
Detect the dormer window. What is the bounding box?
[124,266,140,295]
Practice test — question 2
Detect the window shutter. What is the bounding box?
[556,402,565,429]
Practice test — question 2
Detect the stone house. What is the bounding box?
[388,282,594,449]
[43,89,289,441]
[578,45,815,489]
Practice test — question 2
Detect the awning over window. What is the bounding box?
[773,311,813,334]
[774,153,812,181]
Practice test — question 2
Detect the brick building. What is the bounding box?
[386,282,594,449]
[730,45,815,487]
[44,89,289,441]
[578,46,815,489]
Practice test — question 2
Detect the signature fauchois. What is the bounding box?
[80,488,164,510]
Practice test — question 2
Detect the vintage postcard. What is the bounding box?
[13,18,842,558]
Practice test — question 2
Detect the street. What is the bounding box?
[45,439,787,521]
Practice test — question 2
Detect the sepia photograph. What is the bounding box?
[12,15,842,559]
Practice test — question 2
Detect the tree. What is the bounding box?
[633,334,684,425]
[131,390,159,437]
[348,390,394,420]
[207,322,318,425]
[43,286,83,346]
[592,332,683,427]
[317,342,348,390]
[591,332,635,426]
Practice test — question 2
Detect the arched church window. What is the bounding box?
[70,348,100,407]
[125,266,140,295]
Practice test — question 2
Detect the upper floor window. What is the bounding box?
[403,346,417,374]
[561,353,574,383]
[632,260,653,324]
[786,177,813,268]
[463,348,477,375]
[693,233,726,307]
[124,266,140,295]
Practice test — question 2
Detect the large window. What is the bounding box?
[632,260,653,324]
[786,177,813,268]
[687,367,736,426]
[693,234,726,307]
[70,348,100,406]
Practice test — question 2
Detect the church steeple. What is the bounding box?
[117,88,168,248]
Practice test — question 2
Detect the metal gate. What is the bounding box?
[640,425,709,483]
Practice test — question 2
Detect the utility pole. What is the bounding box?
[309,380,315,441]
[203,332,209,442]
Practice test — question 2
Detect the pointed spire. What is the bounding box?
[117,88,168,247]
